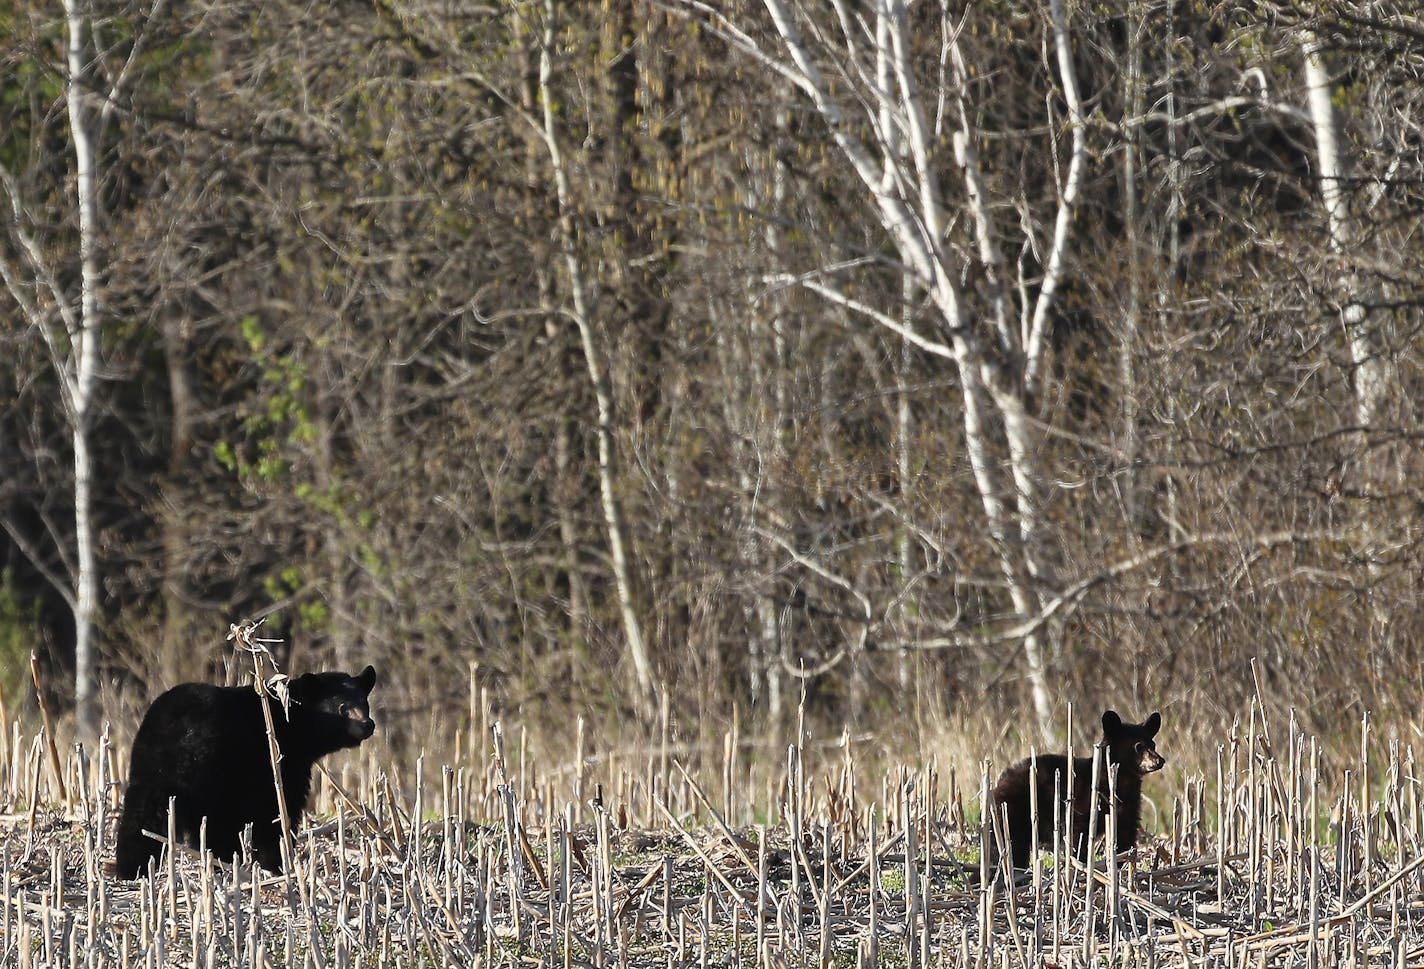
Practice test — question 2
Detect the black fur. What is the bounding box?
[114,666,377,879]
[987,710,1165,871]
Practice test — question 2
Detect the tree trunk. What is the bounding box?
[1303,34,1393,681]
[538,0,655,710]
[159,315,197,686]
[895,277,915,694]
[1119,0,1145,530]
[65,0,103,745]
[1303,37,1389,443]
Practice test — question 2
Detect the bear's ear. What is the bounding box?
[1101,710,1122,735]
[356,665,377,695]
[1145,711,1161,737]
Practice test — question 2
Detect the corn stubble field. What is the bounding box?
[2,699,1423,968]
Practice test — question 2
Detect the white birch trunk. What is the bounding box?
[1119,0,1145,526]
[65,0,103,744]
[537,1,656,707]
[1303,35,1392,673]
[1159,0,1185,554]
[895,276,914,692]
[1022,0,1089,401]
[1303,37,1388,437]
[754,103,794,719]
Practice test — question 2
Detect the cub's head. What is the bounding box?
[1101,710,1165,776]
[285,665,378,754]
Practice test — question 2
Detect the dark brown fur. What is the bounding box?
[986,710,1165,872]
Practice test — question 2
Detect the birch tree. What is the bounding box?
[681,0,1089,740]
[533,0,656,707]
[0,0,164,741]
[1301,28,1399,678]
[1302,37,1392,461]
[61,0,103,742]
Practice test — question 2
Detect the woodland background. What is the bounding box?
[2,0,1423,765]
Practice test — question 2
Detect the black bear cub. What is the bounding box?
[987,710,1164,872]
[115,665,377,879]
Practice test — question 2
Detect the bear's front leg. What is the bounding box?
[250,821,287,873]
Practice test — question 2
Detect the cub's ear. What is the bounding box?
[1145,711,1161,737]
[356,665,377,695]
[1101,710,1122,734]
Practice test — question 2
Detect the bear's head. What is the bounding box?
[284,665,378,755]
[1101,709,1165,777]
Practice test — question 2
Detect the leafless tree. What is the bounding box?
[0,0,167,740]
[676,0,1093,739]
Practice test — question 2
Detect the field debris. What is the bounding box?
[3,706,1424,967]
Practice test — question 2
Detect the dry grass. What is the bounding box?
[4,685,1424,969]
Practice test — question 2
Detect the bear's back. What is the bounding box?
[128,683,269,782]
[116,682,275,877]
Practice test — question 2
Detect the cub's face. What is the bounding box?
[1102,710,1165,776]
[289,665,378,750]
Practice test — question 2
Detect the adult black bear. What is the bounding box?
[986,710,1165,872]
[114,665,377,879]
